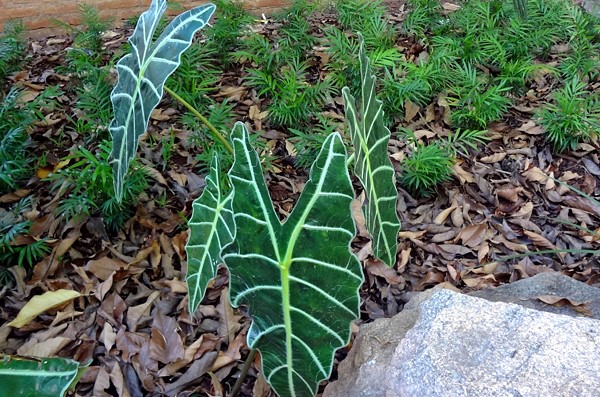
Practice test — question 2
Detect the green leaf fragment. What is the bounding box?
[186,152,235,314]
[224,122,363,397]
[342,34,401,267]
[0,355,83,397]
[109,0,215,202]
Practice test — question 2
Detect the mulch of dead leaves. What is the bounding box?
[1,4,600,397]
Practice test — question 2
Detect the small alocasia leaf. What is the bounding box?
[223,122,363,397]
[109,0,215,202]
[342,34,401,267]
[185,152,235,314]
[0,355,83,397]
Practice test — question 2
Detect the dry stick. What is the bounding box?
[163,85,234,155]
[229,349,258,397]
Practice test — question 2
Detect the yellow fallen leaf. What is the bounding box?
[7,289,81,328]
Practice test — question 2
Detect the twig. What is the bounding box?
[229,349,258,397]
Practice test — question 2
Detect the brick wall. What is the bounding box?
[0,0,290,37]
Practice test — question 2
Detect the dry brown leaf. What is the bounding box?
[215,86,247,101]
[17,336,72,357]
[430,229,459,243]
[414,129,436,139]
[351,192,369,238]
[518,120,544,135]
[497,186,523,202]
[150,108,172,121]
[438,244,473,256]
[477,242,490,263]
[510,202,534,219]
[7,289,82,328]
[108,362,131,397]
[495,235,528,252]
[209,372,224,396]
[85,256,125,281]
[425,103,436,122]
[398,230,427,239]
[522,166,548,183]
[452,163,475,184]
[442,2,461,10]
[434,204,458,225]
[451,207,464,228]
[126,291,160,332]
[415,271,445,291]
[150,313,185,364]
[404,100,420,121]
[479,152,506,163]
[471,261,498,275]
[101,322,117,351]
[523,230,557,250]
[253,372,271,397]
[0,189,31,204]
[559,171,581,182]
[145,167,168,186]
[398,247,411,273]
[563,195,600,217]
[366,259,405,286]
[93,367,112,397]
[536,295,592,316]
[217,288,242,345]
[455,223,487,248]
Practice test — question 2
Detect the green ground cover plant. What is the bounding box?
[0,20,27,85]
[0,197,51,281]
[54,4,112,55]
[537,76,600,152]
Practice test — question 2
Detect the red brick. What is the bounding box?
[2,0,292,37]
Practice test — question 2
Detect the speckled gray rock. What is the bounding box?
[583,0,600,16]
[324,284,600,397]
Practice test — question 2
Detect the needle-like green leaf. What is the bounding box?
[109,0,215,202]
[342,34,401,267]
[223,122,363,397]
[186,153,235,314]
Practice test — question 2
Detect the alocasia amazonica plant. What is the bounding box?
[109,0,215,202]
[223,123,362,396]
[110,2,401,396]
[343,34,401,267]
[186,123,362,396]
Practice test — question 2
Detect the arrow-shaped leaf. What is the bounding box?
[186,152,235,314]
[224,122,363,397]
[342,34,401,267]
[109,0,215,202]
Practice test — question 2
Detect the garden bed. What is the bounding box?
[1,0,599,395]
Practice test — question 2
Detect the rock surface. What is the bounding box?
[324,273,600,397]
[583,0,600,15]
[469,271,600,318]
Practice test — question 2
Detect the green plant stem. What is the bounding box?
[163,85,234,155]
[229,349,257,397]
[346,152,354,167]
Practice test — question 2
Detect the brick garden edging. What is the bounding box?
[1,0,290,37]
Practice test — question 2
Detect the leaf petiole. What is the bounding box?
[163,85,234,155]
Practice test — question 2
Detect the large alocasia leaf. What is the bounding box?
[223,122,363,397]
[186,153,235,314]
[342,35,401,267]
[109,0,215,202]
[0,355,84,397]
